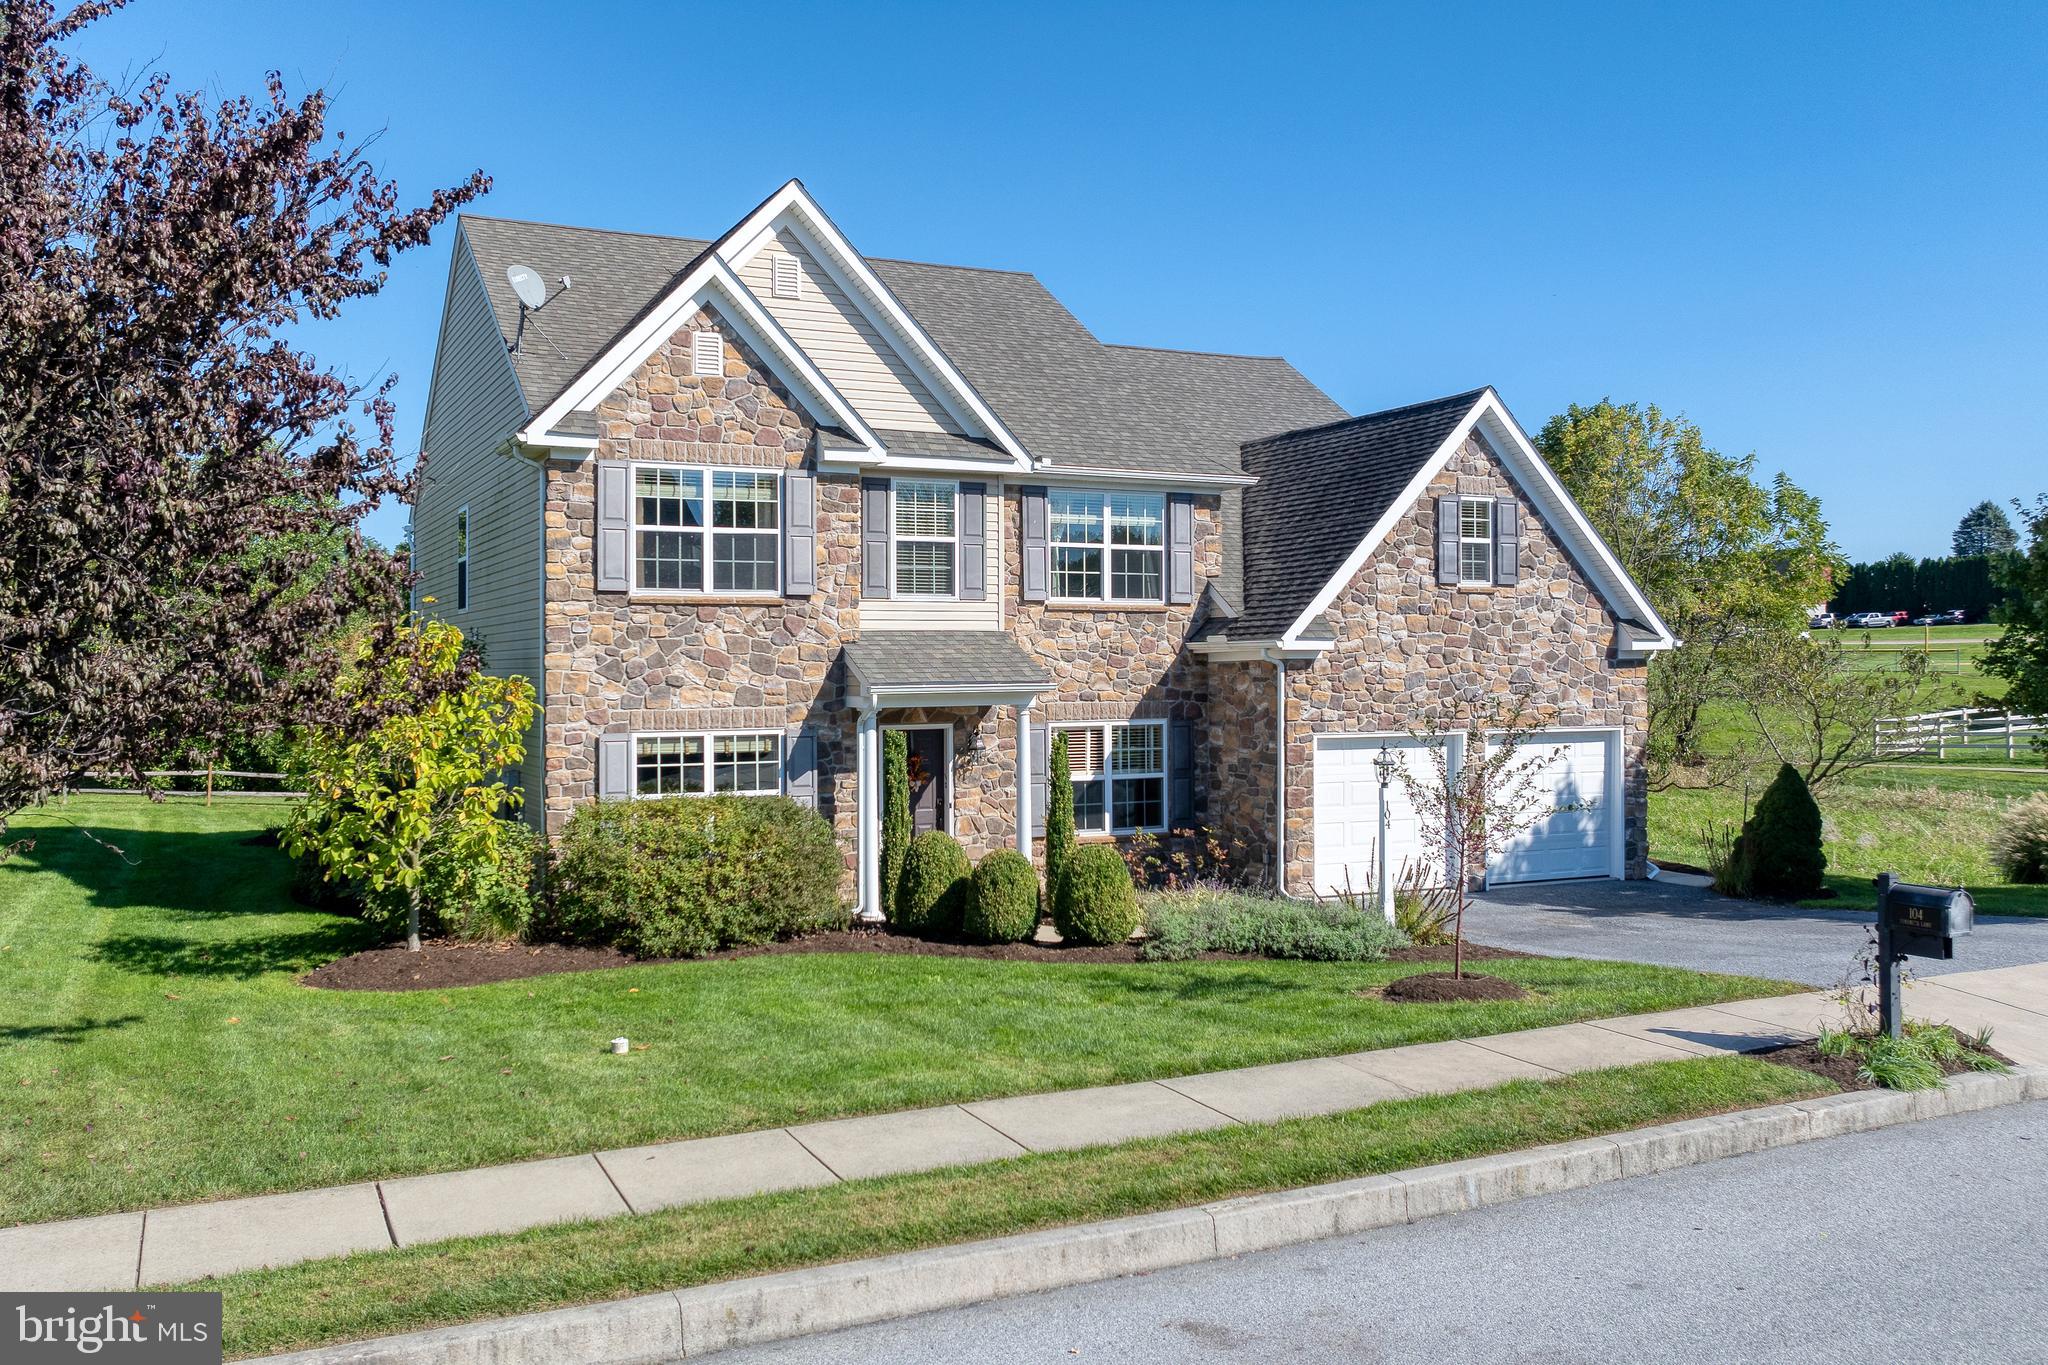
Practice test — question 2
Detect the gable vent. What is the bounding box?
[771,254,801,300]
[691,330,723,378]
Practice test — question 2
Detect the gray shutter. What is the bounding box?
[1435,495,1459,587]
[783,725,817,807]
[1167,493,1195,604]
[1169,720,1193,826]
[1020,486,1049,603]
[1029,718,1049,837]
[861,478,891,598]
[1493,496,1520,587]
[782,472,816,597]
[598,734,632,799]
[958,482,986,600]
[596,460,631,593]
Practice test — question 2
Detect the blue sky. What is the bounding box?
[73,0,2047,561]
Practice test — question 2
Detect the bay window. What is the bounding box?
[1050,489,1164,603]
[892,479,957,596]
[1054,719,1166,834]
[633,464,780,594]
[634,732,782,798]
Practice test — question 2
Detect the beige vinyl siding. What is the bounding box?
[739,229,961,435]
[862,482,1003,631]
[414,228,547,822]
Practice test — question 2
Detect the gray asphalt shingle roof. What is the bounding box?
[842,632,1050,691]
[1229,389,1490,641]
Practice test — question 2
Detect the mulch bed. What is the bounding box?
[302,930,1532,992]
[1379,970,1531,1003]
[1754,1027,2014,1092]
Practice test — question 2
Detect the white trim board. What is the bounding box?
[1277,389,1677,655]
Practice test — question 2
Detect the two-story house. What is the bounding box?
[412,180,1675,917]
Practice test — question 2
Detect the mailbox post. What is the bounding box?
[1873,873,1975,1039]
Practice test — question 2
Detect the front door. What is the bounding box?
[898,727,949,835]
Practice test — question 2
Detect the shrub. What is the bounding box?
[1991,790,2048,884]
[896,830,971,935]
[964,849,1041,943]
[1140,889,1407,962]
[881,732,911,916]
[548,796,842,957]
[1044,731,1076,905]
[1393,862,1455,945]
[1053,844,1140,945]
[1733,763,1827,899]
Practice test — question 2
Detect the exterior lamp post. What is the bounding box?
[1373,745,1398,924]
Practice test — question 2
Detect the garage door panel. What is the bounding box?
[1312,736,1454,897]
[1486,731,1617,885]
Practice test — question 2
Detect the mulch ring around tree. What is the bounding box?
[302,931,1534,992]
[1752,1027,2014,1092]
[1376,970,1532,1004]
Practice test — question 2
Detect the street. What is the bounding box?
[718,1100,2048,1364]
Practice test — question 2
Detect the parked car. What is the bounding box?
[1889,611,1911,626]
[1845,611,1894,628]
[1809,611,1838,630]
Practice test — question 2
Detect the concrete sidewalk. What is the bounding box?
[6,962,2044,1294]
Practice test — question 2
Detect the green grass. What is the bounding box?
[183,1056,1831,1360]
[1650,767,2048,915]
[0,796,1803,1225]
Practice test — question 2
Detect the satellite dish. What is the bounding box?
[507,264,547,310]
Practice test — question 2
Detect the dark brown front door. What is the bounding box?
[899,728,948,835]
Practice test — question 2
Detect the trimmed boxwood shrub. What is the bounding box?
[896,830,971,935]
[1733,763,1827,900]
[547,796,842,957]
[1053,844,1140,945]
[965,849,1040,943]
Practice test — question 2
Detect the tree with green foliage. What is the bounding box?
[1731,763,1827,900]
[1731,631,1930,792]
[285,620,536,951]
[1044,730,1076,901]
[1954,500,2020,559]
[1985,495,2048,740]
[1536,400,1839,781]
[880,731,911,917]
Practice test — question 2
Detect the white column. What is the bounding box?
[1376,777,1396,924]
[856,708,881,921]
[1273,655,1289,898]
[1016,699,1034,855]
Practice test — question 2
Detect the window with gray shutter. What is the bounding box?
[1434,495,1459,587]
[958,483,986,600]
[1493,496,1521,586]
[1020,487,1049,603]
[596,461,631,593]
[1167,494,1195,604]
[782,472,817,597]
[861,478,891,598]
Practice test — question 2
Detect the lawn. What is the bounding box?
[1651,766,2048,915]
[0,797,1801,1225]
[189,1056,1830,1359]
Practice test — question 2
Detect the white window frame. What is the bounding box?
[1053,718,1167,835]
[1457,497,1495,587]
[454,506,470,611]
[771,254,801,300]
[691,329,724,378]
[631,730,784,799]
[1047,488,1166,605]
[889,478,960,600]
[630,462,782,598]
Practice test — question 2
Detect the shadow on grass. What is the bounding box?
[89,924,381,980]
[2,1014,145,1044]
[0,821,302,919]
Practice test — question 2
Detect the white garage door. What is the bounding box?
[1312,736,1457,897]
[1486,730,1618,885]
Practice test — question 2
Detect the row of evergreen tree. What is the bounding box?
[1826,500,2021,619]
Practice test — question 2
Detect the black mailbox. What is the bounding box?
[1876,874,1974,959]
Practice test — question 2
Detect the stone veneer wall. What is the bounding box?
[1253,433,1650,892]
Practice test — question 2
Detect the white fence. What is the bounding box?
[1874,707,2044,760]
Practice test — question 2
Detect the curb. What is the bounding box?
[254,1065,2048,1364]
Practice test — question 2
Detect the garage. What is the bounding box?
[1310,728,1621,894]
[1310,734,1459,897]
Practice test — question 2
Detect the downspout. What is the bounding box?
[1268,649,1288,897]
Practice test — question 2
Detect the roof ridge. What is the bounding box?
[1105,342,1287,362]
[1244,387,1491,449]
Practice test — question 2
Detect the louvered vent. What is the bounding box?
[691,330,723,378]
[771,255,800,300]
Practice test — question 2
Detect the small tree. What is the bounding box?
[1044,731,1076,902]
[1396,705,1585,978]
[1985,495,2048,741]
[1954,500,2020,559]
[286,620,536,950]
[880,731,911,917]
[1732,630,1930,792]
[1733,763,1827,899]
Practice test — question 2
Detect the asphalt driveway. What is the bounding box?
[1462,876,2048,986]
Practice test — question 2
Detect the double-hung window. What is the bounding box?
[1049,490,1164,603]
[1457,498,1495,586]
[633,465,780,594]
[454,507,470,610]
[1054,720,1166,834]
[892,479,957,597]
[634,732,782,798]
